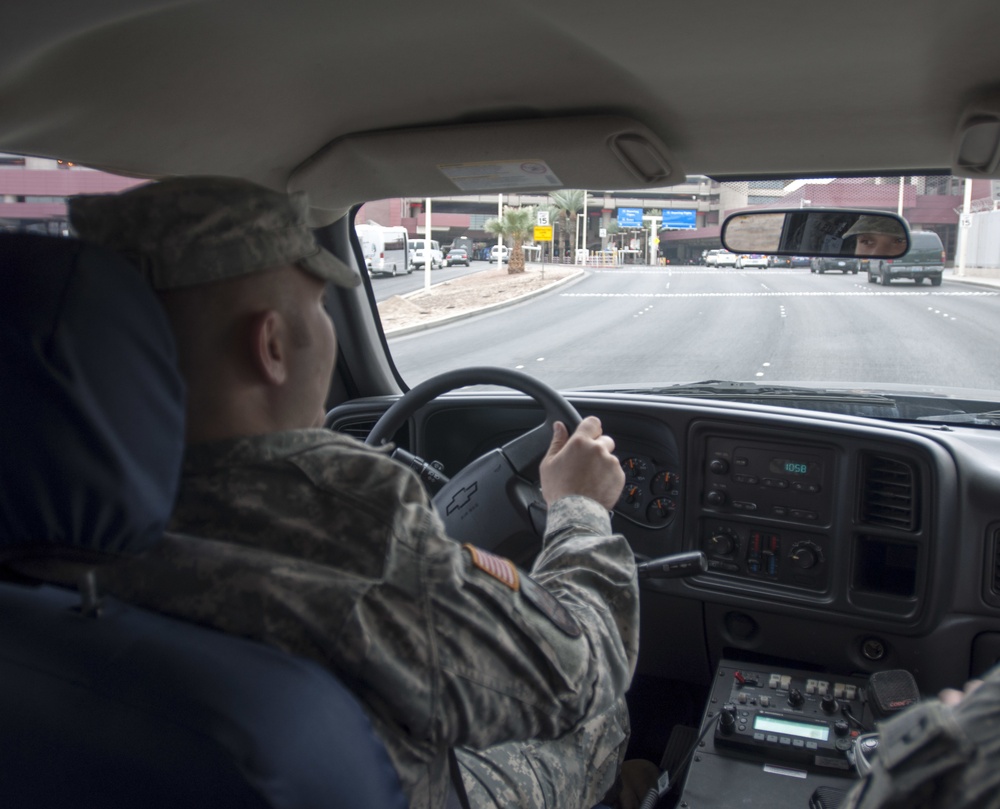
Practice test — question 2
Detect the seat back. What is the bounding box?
[0,233,407,808]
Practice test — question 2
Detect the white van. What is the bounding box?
[409,238,443,270]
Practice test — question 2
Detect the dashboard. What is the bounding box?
[326,390,1000,703]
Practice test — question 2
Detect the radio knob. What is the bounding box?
[821,694,839,714]
[790,543,819,570]
[718,704,737,735]
[706,490,727,507]
[834,720,850,737]
[709,459,730,475]
[708,530,737,556]
[787,688,804,708]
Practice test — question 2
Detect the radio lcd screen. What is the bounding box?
[752,715,830,742]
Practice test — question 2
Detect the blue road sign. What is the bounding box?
[662,209,697,229]
[617,207,643,228]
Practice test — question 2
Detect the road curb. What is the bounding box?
[384,269,588,337]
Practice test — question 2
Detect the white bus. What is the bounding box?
[355,223,410,276]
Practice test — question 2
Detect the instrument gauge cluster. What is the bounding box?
[616,454,681,527]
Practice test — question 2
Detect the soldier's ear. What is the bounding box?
[248,309,288,386]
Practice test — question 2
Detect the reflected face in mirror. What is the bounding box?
[843,213,908,257]
[721,209,910,259]
[853,232,908,257]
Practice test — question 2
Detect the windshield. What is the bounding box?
[365,175,1000,419]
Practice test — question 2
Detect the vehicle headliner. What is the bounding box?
[3,0,999,202]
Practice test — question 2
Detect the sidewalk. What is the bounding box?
[948,270,1000,289]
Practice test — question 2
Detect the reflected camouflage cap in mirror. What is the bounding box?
[842,214,907,239]
[68,176,361,290]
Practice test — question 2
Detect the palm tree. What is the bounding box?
[484,205,535,274]
[550,189,584,261]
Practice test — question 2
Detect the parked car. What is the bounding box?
[444,248,470,267]
[866,230,946,286]
[489,244,510,263]
[810,256,860,274]
[736,253,768,269]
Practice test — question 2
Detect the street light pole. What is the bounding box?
[497,193,504,268]
[424,197,433,290]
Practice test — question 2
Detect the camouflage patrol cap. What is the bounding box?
[68,176,361,290]
[842,214,907,239]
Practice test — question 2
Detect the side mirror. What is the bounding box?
[721,209,910,258]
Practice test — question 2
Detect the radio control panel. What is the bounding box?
[701,436,835,526]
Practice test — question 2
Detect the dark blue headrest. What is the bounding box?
[0,234,185,555]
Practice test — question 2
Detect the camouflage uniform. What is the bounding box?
[840,665,1000,809]
[100,429,640,809]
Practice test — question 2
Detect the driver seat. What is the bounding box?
[0,233,408,808]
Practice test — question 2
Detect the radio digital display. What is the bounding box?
[753,715,830,742]
[768,458,816,477]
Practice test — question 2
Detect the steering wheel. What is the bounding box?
[365,367,582,561]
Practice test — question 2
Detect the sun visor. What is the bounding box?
[290,116,684,226]
[954,89,1000,177]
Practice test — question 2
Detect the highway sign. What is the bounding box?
[617,207,643,228]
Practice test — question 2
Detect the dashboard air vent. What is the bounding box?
[330,417,379,441]
[860,454,919,531]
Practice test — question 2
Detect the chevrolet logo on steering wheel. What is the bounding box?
[445,482,478,515]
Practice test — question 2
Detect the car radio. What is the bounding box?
[711,661,870,772]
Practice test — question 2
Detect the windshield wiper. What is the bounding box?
[916,409,1000,426]
[612,380,899,406]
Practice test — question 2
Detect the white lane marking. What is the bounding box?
[536,357,545,362]
[515,364,524,369]
[560,290,999,299]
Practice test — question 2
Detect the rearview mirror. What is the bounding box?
[721,209,910,258]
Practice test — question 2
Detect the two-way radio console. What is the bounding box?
[710,661,870,772]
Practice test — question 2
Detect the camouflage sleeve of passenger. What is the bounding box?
[348,468,638,753]
[840,665,1000,809]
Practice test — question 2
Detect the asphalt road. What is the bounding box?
[370,259,493,301]
[387,265,1000,394]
